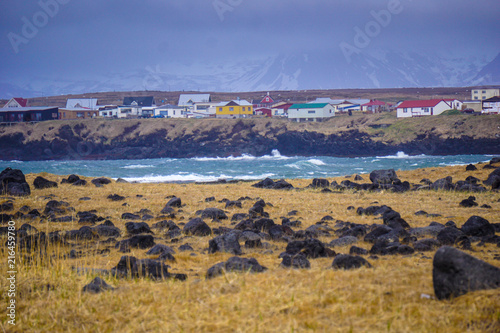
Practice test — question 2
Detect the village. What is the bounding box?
[0,87,499,124]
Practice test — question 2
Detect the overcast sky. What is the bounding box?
[0,0,499,96]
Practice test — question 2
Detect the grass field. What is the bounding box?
[1,163,499,332]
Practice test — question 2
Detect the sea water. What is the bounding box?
[0,150,494,183]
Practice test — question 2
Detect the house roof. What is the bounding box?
[290,103,330,109]
[123,96,155,107]
[0,106,58,112]
[218,100,253,107]
[156,104,183,109]
[178,94,211,106]
[362,100,387,106]
[397,99,450,109]
[483,96,500,102]
[4,98,28,108]
[66,98,98,109]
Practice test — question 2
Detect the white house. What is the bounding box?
[288,103,335,122]
[154,104,185,118]
[482,96,500,114]
[471,88,500,101]
[396,99,453,118]
[4,97,28,108]
[178,94,211,111]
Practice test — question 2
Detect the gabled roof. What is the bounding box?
[397,99,450,109]
[290,103,330,109]
[4,98,28,108]
[362,100,387,106]
[156,104,183,109]
[123,96,155,107]
[218,100,253,107]
[178,94,211,106]
[66,98,98,109]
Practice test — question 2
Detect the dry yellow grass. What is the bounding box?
[1,164,499,332]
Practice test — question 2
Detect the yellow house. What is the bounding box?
[216,100,253,118]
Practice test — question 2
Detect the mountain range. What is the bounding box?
[2,49,499,98]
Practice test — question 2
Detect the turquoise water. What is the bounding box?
[0,150,494,183]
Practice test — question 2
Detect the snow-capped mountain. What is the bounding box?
[1,50,499,98]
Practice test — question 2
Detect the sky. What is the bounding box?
[0,0,499,97]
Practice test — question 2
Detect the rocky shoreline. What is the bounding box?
[1,117,500,161]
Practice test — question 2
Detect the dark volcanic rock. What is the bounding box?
[0,168,31,196]
[430,176,454,191]
[146,244,175,255]
[93,223,121,237]
[459,196,478,208]
[208,232,242,255]
[465,164,477,171]
[121,213,141,220]
[413,239,441,252]
[461,216,495,237]
[484,168,500,186]
[310,178,329,188]
[72,179,87,186]
[281,253,311,269]
[437,227,465,246]
[370,169,399,185]
[62,174,80,184]
[44,200,72,215]
[33,176,58,189]
[252,178,293,190]
[349,246,368,255]
[433,246,500,300]
[285,239,334,259]
[111,256,186,280]
[82,277,115,293]
[108,194,125,201]
[183,218,212,236]
[0,201,14,212]
[65,226,99,241]
[77,211,102,224]
[332,254,372,270]
[116,235,155,251]
[329,236,359,247]
[125,222,153,235]
[165,197,182,208]
[206,256,267,279]
[198,208,228,220]
[91,177,112,186]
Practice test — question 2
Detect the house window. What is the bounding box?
[242,107,245,111]
[77,112,83,117]
[482,90,486,94]
[173,110,176,115]
[229,107,234,111]
[403,108,408,113]
[474,97,478,100]
[308,110,315,114]
[36,113,42,121]
[63,112,66,118]
[219,107,223,112]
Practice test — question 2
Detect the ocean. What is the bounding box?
[0,150,494,183]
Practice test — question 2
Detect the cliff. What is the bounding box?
[0,113,499,161]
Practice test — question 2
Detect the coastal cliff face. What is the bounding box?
[1,114,499,161]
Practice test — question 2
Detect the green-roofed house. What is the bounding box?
[287,103,335,122]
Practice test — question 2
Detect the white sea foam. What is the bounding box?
[121,164,155,169]
[376,151,427,159]
[121,173,276,183]
[307,159,326,166]
[193,149,289,161]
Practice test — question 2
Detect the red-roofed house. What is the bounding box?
[396,99,453,118]
[361,100,389,113]
[4,98,28,108]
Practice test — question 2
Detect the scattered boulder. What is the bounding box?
[44,200,72,215]
[72,179,87,186]
[459,196,478,208]
[310,178,329,188]
[33,176,57,189]
[461,216,495,237]
[413,238,441,252]
[93,223,121,237]
[82,277,115,293]
[121,213,141,220]
[369,169,399,185]
[91,178,112,187]
[183,218,212,236]
[111,256,186,280]
[285,239,335,259]
[349,246,368,255]
[437,227,465,245]
[108,194,125,201]
[61,174,80,184]
[65,226,99,241]
[252,178,293,190]
[77,211,103,224]
[433,246,500,300]
[430,176,454,191]
[146,244,175,255]
[206,256,267,279]
[116,235,155,251]
[165,197,182,208]
[197,208,228,220]
[329,236,359,247]
[465,164,477,171]
[0,201,14,212]
[332,254,372,270]
[0,168,31,196]
[484,168,500,186]
[281,253,311,269]
[208,232,242,255]
[125,222,152,235]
